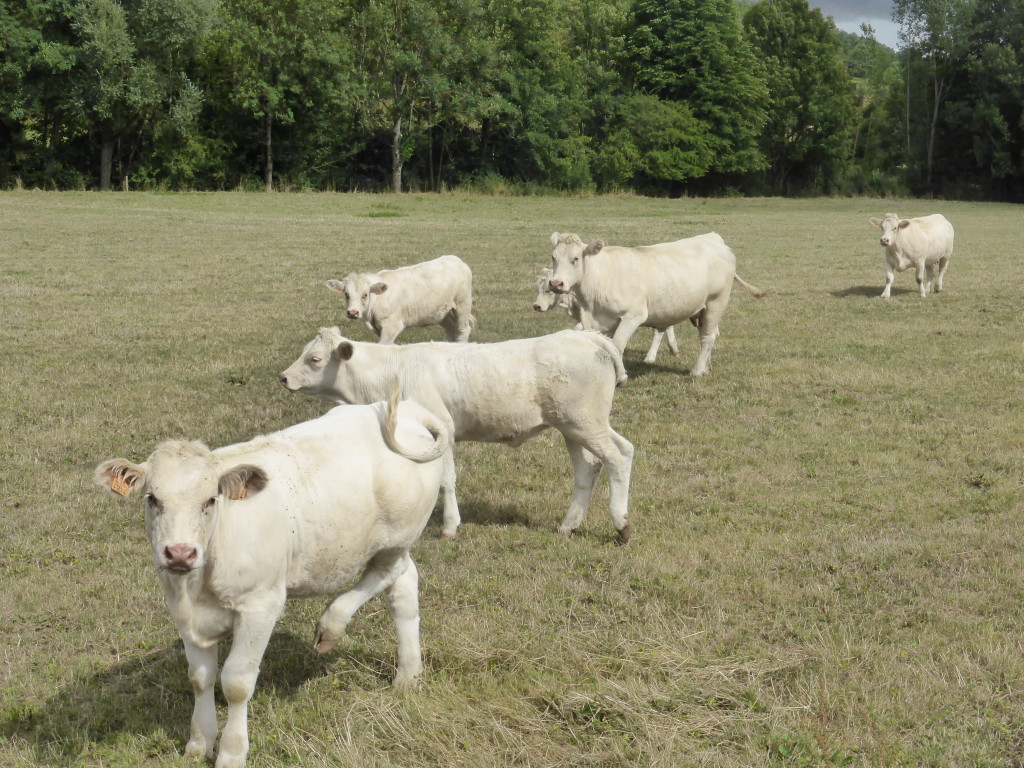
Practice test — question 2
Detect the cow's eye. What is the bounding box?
[145,493,160,509]
[203,497,217,511]
[309,356,322,365]
[361,292,368,300]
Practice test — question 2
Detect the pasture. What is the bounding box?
[1,191,1022,767]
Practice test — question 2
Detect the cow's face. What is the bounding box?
[532,268,559,311]
[548,232,603,294]
[95,444,267,574]
[870,214,908,247]
[326,275,388,320]
[278,327,351,396]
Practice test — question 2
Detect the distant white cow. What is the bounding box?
[869,213,954,298]
[326,254,474,343]
[279,328,635,542]
[548,232,765,376]
[532,267,680,364]
[95,392,447,768]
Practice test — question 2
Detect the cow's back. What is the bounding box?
[392,332,618,442]
[580,233,736,324]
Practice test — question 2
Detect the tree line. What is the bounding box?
[1,0,1021,199]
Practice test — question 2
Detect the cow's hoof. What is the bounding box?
[313,626,344,654]
[185,738,213,760]
[616,524,631,544]
[556,525,575,536]
[392,673,421,690]
[616,375,629,387]
[438,530,457,541]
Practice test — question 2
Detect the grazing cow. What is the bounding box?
[326,254,474,343]
[533,267,680,364]
[94,391,447,768]
[279,327,635,542]
[869,213,954,298]
[548,232,765,376]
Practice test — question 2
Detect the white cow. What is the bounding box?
[94,391,447,768]
[532,267,680,364]
[548,232,765,376]
[326,254,474,343]
[869,213,954,298]
[279,327,635,542]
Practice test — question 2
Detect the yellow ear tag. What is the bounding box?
[230,486,247,501]
[111,475,131,497]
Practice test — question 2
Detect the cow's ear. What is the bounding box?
[219,464,268,501]
[583,239,604,257]
[898,219,911,229]
[550,232,561,247]
[369,281,388,295]
[334,340,354,361]
[326,279,346,294]
[870,217,882,228]
[95,459,147,498]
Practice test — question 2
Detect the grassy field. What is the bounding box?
[1,191,1022,767]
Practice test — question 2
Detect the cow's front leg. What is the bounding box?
[182,639,219,761]
[315,550,411,654]
[881,259,895,298]
[665,325,679,356]
[377,318,406,345]
[610,311,647,354]
[915,260,928,297]
[384,554,423,688]
[217,610,279,768]
[935,256,950,293]
[643,330,664,364]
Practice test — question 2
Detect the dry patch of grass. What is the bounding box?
[2,191,1022,767]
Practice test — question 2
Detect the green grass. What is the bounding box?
[1,191,1022,767]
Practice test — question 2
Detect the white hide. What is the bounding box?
[869,213,954,298]
[280,328,634,542]
[95,399,447,768]
[326,254,474,343]
[532,267,680,364]
[547,232,764,376]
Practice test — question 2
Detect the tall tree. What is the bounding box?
[894,0,977,191]
[627,0,768,179]
[744,0,857,194]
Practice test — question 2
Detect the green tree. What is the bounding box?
[627,0,768,179]
[203,0,352,192]
[744,0,857,194]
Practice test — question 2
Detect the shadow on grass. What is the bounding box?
[0,630,356,765]
[436,501,533,530]
[831,284,916,298]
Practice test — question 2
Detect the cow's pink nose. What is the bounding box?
[346,309,360,319]
[278,374,289,387]
[533,303,543,311]
[163,544,198,571]
[549,280,564,293]
[880,238,889,245]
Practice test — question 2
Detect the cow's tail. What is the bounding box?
[734,274,766,298]
[585,332,629,388]
[383,379,450,462]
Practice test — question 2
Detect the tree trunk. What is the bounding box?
[100,127,114,191]
[391,115,403,193]
[264,112,274,192]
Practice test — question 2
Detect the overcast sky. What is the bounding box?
[809,0,901,48]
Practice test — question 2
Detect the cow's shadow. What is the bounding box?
[446,501,532,530]
[1,631,356,766]
[832,285,916,298]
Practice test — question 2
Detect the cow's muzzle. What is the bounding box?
[548,280,566,294]
[162,543,198,572]
[346,309,361,319]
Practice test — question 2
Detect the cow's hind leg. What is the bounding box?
[935,256,950,293]
[690,312,722,377]
[916,260,929,297]
[665,325,680,356]
[183,640,219,761]
[594,430,634,542]
[558,440,602,535]
[315,549,411,653]
[385,554,423,687]
[643,329,665,363]
[441,308,473,343]
[439,446,461,539]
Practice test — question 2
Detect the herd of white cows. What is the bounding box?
[95,214,953,768]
